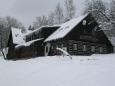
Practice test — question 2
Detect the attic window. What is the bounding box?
[82,20,86,26]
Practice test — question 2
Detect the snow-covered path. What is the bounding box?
[0,54,115,86]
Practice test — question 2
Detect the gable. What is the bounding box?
[64,14,112,45]
[109,37,115,46]
[7,31,13,47]
[11,27,25,45]
[45,13,89,42]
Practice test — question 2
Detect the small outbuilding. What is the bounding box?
[7,26,60,59]
[7,27,25,59]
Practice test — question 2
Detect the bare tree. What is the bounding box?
[27,25,34,31]
[0,18,10,58]
[5,16,25,29]
[48,12,55,26]
[33,16,42,29]
[0,16,25,58]
[54,3,64,24]
[65,0,76,21]
[33,16,49,29]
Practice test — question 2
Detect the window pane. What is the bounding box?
[83,45,86,51]
[100,47,103,53]
[73,44,77,50]
[91,46,95,52]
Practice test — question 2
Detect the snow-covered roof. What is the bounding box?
[15,38,44,48]
[109,37,115,46]
[45,14,88,42]
[11,27,25,45]
[24,25,60,37]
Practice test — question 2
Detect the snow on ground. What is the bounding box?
[0,54,115,86]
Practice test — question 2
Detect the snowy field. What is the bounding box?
[0,54,115,86]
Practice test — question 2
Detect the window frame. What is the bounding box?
[91,46,95,52]
[73,44,78,50]
[83,45,87,51]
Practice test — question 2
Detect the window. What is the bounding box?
[61,44,63,48]
[82,20,87,25]
[92,29,95,36]
[91,46,95,52]
[100,47,103,53]
[73,44,77,50]
[83,45,87,51]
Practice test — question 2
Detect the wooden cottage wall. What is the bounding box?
[47,14,113,56]
[63,14,113,55]
[113,46,115,53]
[7,32,16,59]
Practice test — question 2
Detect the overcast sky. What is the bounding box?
[0,0,110,27]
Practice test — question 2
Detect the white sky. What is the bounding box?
[0,0,110,27]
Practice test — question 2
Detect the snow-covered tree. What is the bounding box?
[84,0,111,31]
[65,0,76,21]
[84,0,106,21]
[109,0,115,36]
[54,3,64,24]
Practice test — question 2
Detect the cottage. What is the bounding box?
[44,13,113,56]
[7,26,60,59]
[7,13,114,59]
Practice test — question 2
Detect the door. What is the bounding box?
[45,43,51,56]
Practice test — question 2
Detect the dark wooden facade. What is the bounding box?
[7,32,16,59]
[25,26,59,42]
[7,26,59,59]
[45,14,113,56]
[14,39,44,59]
